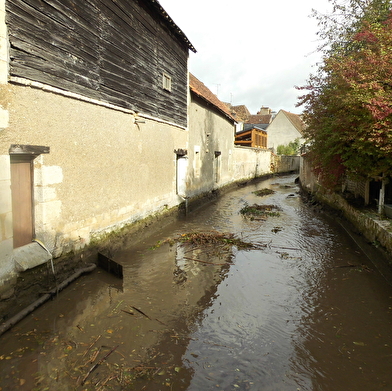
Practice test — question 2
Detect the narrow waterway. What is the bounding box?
[1,174,391,391]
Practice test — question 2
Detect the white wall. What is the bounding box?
[267,111,303,151]
[232,146,271,180]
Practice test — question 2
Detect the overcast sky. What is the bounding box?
[159,0,333,114]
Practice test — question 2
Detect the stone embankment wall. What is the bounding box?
[272,154,300,174]
[300,155,392,262]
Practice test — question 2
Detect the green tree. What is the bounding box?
[297,1,392,189]
[276,138,301,155]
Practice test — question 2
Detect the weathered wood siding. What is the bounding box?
[6,0,189,126]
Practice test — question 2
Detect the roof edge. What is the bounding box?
[149,0,197,53]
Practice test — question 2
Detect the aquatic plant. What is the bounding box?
[240,203,281,219]
[252,188,275,197]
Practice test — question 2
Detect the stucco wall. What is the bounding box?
[0,84,187,262]
[186,96,236,197]
[232,146,272,180]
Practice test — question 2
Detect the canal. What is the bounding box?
[0,174,391,390]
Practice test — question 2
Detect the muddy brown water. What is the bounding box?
[1,174,392,391]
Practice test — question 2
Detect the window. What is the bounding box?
[162,72,172,92]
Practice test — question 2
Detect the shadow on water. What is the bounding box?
[0,228,235,390]
[0,174,392,391]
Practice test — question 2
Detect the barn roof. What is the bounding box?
[149,0,197,53]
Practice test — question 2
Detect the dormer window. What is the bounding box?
[162,72,172,92]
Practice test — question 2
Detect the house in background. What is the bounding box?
[186,73,237,198]
[246,106,274,127]
[0,0,195,289]
[235,125,267,149]
[226,104,251,123]
[266,110,305,152]
[0,1,301,297]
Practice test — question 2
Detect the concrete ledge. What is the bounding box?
[13,242,52,272]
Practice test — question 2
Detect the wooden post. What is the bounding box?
[364,180,370,206]
[378,176,386,215]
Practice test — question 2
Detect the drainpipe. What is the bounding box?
[0,263,96,336]
[33,238,55,277]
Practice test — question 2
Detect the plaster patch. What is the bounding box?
[0,211,12,240]
[35,200,62,227]
[35,186,57,202]
[0,155,10,180]
[0,182,11,214]
[0,105,7,127]
[40,165,63,186]
[0,238,13,280]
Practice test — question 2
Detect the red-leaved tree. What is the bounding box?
[298,8,392,189]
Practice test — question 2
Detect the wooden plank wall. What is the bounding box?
[6,0,189,127]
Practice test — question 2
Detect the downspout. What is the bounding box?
[33,238,56,277]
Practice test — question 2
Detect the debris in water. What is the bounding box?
[252,188,275,197]
[153,230,263,250]
[131,306,152,320]
[81,344,119,385]
[183,256,226,266]
[240,203,281,219]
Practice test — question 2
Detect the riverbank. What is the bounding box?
[300,184,392,284]
[0,173,282,325]
[1,173,391,391]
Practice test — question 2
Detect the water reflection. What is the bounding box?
[0,229,235,390]
[1,174,391,391]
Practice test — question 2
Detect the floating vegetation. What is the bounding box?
[252,188,275,197]
[153,230,264,251]
[240,204,281,220]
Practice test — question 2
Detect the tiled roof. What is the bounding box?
[243,123,269,131]
[246,114,272,124]
[227,105,251,122]
[148,0,196,53]
[281,110,305,134]
[189,73,236,122]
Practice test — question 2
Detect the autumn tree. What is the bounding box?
[297,0,392,189]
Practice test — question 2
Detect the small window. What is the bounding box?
[162,72,172,92]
